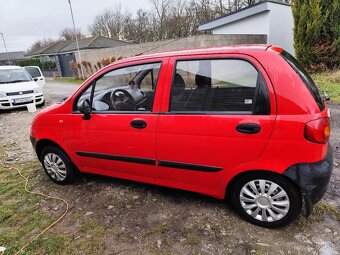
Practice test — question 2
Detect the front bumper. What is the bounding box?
[283,145,333,217]
[0,93,44,110]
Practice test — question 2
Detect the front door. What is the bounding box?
[156,55,276,189]
[67,59,167,179]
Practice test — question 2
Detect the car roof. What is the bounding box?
[110,44,276,66]
[0,65,23,70]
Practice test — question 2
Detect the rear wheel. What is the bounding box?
[230,172,302,228]
[40,146,76,184]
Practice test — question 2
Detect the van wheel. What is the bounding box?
[230,172,302,228]
[40,146,75,184]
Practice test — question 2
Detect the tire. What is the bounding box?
[40,146,76,184]
[230,172,302,228]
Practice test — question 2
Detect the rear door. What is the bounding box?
[24,66,45,88]
[156,54,276,188]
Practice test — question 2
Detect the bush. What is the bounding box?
[17,58,56,70]
[292,0,340,71]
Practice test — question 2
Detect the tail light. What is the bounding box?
[305,117,330,144]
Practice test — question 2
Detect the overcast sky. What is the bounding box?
[0,0,152,52]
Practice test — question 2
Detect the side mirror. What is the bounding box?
[323,91,330,101]
[80,99,91,120]
[33,77,38,82]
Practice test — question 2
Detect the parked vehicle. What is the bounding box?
[24,66,46,89]
[30,45,332,227]
[0,66,45,110]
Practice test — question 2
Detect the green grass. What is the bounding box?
[52,77,84,85]
[0,151,105,255]
[312,70,340,102]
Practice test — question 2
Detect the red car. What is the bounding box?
[30,45,332,227]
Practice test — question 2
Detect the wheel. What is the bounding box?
[40,146,76,184]
[230,172,302,228]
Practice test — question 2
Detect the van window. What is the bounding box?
[169,59,269,114]
[281,51,325,111]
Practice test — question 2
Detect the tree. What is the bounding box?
[59,27,85,41]
[27,38,57,53]
[292,0,340,70]
[88,5,131,40]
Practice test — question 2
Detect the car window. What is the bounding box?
[169,59,269,114]
[76,62,161,112]
[25,67,42,78]
[0,69,32,84]
[281,51,325,111]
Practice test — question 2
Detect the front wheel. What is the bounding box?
[230,172,302,228]
[40,146,76,184]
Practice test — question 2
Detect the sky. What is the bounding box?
[0,0,152,52]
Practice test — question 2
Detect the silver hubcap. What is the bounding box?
[43,153,67,181]
[240,179,290,222]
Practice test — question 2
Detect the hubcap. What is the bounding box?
[43,153,67,181]
[240,179,290,222]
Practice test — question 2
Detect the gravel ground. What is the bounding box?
[0,80,339,255]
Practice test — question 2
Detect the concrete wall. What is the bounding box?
[76,34,266,65]
[267,2,294,55]
[212,12,270,36]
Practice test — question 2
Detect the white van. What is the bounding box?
[0,66,45,110]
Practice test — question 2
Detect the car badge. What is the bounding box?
[19,91,23,95]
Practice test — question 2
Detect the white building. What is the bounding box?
[198,0,294,55]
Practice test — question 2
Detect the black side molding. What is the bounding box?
[158,160,223,172]
[76,151,156,165]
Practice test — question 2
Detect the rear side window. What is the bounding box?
[281,51,325,111]
[169,59,270,114]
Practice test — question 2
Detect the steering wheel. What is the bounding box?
[110,89,137,111]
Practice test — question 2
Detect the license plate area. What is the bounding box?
[13,97,33,104]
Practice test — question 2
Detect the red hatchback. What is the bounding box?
[30,45,333,227]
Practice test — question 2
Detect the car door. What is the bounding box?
[156,54,276,189]
[67,58,167,179]
[24,66,45,88]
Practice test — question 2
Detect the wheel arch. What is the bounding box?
[224,170,302,201]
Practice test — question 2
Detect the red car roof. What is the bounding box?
[110,44,280,66]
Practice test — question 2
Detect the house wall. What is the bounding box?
[212,12,270,36]
[76,34,267,65]
[267,2,294,55]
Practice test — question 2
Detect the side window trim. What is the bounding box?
[72,61,163,114]
[168,57,270,115]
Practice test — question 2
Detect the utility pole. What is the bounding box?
[68,0,85,79]
[0,33,11,66]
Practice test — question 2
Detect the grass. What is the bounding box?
[52,77,84,85]
[312,70,340,102]
[0,152,105,255]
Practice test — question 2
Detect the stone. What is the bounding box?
[319,242,338,255]
[85,211,93,216]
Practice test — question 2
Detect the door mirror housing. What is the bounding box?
[33,77,38,82]
[80,99,91,120]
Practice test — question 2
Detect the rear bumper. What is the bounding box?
[283,145,333,217]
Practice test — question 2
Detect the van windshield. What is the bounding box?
[0,69,33,84]
[281,51,325,111]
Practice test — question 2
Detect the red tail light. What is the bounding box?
[305,118,330,144]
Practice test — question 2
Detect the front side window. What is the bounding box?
[76,62,161,112]
[170,59,269,114]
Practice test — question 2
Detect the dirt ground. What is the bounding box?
[0,80,339,255]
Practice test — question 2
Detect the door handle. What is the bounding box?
[236,123,261,134]
[130,119,147,129]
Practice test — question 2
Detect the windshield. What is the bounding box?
[0,68,33,84]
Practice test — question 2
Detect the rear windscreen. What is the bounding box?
[281,51,325,111]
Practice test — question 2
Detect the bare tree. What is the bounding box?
[88,5,130,40]
[27,38,57,53]
[59,27,85,41]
